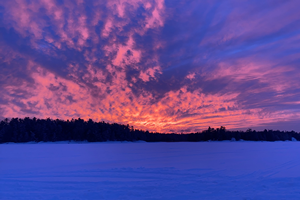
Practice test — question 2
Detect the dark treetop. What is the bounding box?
[0,117,299,143]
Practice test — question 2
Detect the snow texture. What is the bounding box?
[1,142,300,199]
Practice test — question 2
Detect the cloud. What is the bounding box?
[0,0,300,132]
[139,66,162,82]
[186,73,195,80]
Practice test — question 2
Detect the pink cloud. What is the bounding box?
[186,73,196,80]
[139,66,162,82]
[102,20,113,37]
[1,0,300,133]
[145,0,164,29]
[111,36,141,68]
[205,59,300,93]
[1,0,93,50]
[2,59,300,133]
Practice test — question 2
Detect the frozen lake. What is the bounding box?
[1,141,300,199]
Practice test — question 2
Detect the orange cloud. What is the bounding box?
[3,62,298,133]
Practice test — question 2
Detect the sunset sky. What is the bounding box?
[0,0,300,132]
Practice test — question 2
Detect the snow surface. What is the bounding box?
[1,141,300,199]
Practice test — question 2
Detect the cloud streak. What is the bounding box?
[0,0,300,132]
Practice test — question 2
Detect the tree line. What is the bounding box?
[0,117,299,143]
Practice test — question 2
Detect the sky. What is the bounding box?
[0,0,300,133]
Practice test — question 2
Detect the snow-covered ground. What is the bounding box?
[1,141,300,199]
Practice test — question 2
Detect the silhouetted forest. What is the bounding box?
[0,117,299,143]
